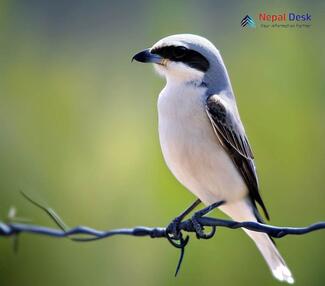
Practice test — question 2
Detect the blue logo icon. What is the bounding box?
[241,15,256,28]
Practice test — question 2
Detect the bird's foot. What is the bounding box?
[166,199,201,241]
[190,200,225,239]
[191,213,216,239]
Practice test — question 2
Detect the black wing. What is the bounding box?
[206,94,269,220]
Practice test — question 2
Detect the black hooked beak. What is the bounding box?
[132,49,164,64]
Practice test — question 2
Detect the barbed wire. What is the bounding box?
[0,192,324,276]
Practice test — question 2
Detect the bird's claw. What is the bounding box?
[191,214,216,239]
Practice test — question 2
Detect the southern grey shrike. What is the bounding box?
[132,34,294,284]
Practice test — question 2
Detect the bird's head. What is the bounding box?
[132,34,225,86]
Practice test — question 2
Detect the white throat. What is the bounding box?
[154,62,205,87]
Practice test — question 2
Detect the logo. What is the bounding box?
[240,12,312,29]
[241,15,256,28]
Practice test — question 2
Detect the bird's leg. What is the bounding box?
[191,200,225,239]
[167,199,201,240]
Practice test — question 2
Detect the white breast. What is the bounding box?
[157,82,248,205]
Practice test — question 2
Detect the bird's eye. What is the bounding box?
[172,46,187,59]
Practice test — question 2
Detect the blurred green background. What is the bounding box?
[0,1,324,285]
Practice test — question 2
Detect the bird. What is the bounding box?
[132,34,294,284]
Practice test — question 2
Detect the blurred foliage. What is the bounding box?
[0,1,324,285]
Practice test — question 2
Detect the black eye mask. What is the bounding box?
[151,45,210,72]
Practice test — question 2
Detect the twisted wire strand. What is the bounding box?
[1,218,324,239]
[1,192,324,276]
